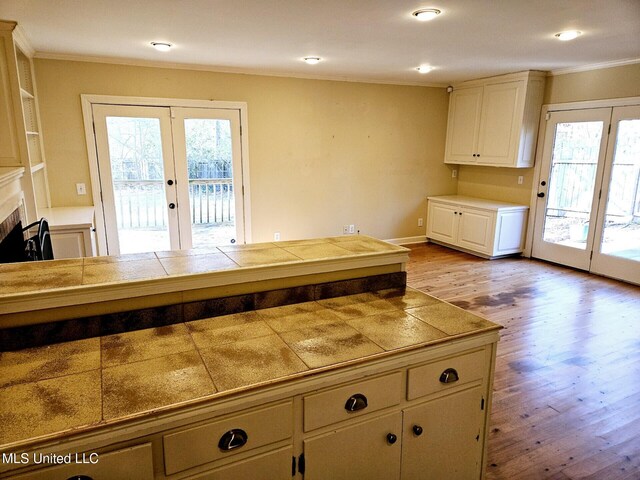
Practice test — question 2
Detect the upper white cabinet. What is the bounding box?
[444,71,546,168]
[0,20,50,223]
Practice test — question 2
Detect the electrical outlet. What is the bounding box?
[518,176,524,185]
[349,224,355,234]
[418,218,423,227]
[452,170,457,178]
[274,232,281,241]
[343,225,349,234]
[76,183,87,195]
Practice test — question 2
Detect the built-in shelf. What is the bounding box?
[0,20,51,222]
[20,87,34,99]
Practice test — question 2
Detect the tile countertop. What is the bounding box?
[0,235,408,315]
[0,287,500,449]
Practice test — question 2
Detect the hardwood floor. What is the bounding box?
[405,243,640,480]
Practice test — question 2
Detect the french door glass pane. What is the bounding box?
[105,117,170,254]
[542,121,604,249]
[600,119,640,260]
[184,118,236,247]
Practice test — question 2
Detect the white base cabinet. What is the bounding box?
[3,333,498,480]
[39,207,96,258]
[427,195,528,258]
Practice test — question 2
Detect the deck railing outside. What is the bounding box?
[113,179,234,229]
[547,162,640,219]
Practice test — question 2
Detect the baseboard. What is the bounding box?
[384,235,428,246]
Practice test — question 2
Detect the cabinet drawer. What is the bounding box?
[304,372,402,432]
[9,443,153,480]
[407,349,486,400]
[184,446,293,479]
[163,402,293,475]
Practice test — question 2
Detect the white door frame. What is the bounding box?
[81,95,251,255]
[171,106,244,250]
[530,107,612,270]
[92,104,179,255]
[590,105,640,284]
[524,96,640,259]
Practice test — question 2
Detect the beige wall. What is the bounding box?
[34,59,453,243]
[457,63,640,206]
[544,63,640,104]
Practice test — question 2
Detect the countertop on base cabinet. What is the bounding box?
[0,287,500,479]
[427,195,529,259]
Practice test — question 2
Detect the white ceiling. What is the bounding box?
[1,0,639,85]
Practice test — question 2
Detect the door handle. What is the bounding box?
[168,202,176,209]
[537,192,545,198]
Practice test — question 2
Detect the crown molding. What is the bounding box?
[12,25,35,57]
[33,51,447,88]
[548,57,640,76]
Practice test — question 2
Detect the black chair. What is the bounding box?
[23,218,54,261]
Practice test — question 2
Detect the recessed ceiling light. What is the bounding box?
[416,65,434,74]
[151,42,172,52]
[412,9,441,21]
[303,57,321,65]
[555,31,582,41]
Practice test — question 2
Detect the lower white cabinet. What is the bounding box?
[8,443,154,480]
[303,412,403,480]
[427,195,528,258]
[39,207,96,258]
[401,386,485,480]
[4,335,498,480]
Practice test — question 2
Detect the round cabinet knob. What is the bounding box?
[541,180,547,186]
[537,192,545,198]
[168,203,176,209]
[412,425,423,436]
[167,179,174,185]
[386,433,397,445]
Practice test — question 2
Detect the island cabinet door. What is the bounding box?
[401,386,485,480]
[302,412,402,480]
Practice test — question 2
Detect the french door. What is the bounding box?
[532,106,640,284]
[92,104,244,254]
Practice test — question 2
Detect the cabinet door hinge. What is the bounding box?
[298,453,305,475]
[545,112,551,121]
[240,124,243,136]
[481,396,485,410]
[598,189,602,200]
[291,456,296,477]
[608,124,611,135]
[590,250,593,260]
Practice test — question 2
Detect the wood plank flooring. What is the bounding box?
[405,243,640,480]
